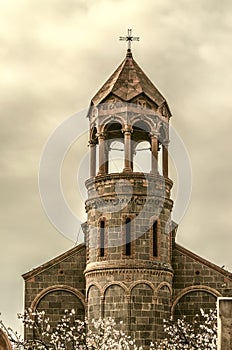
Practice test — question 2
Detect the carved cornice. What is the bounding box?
[85,195,173,212]
[96,132,105,139]
[84,263,174,277]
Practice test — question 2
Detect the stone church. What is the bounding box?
[23,42,232,348]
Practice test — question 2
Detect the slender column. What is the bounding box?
[105,141,109,174]
[150,134,158,174]
[126,295,131,335]
[97,132,106,175]
[162,143,169,177]
[89,141,96,177]
[130,146,135,172]
[123,125,132,172]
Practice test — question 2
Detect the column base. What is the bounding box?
[97,171,106,176]
[150,170,159,175]
[123,167,132,173]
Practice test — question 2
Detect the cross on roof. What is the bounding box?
[119,29,140,51]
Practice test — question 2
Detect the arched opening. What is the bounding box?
[104,123,124,174]
[133,141,151,173]
[132,120,151,173]
[108,139,124,173]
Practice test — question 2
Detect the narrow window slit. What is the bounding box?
[153,221,158,257]
[100,220,105,257]
[126,218,131,256]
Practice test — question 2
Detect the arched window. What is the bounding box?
[125,218,131,256]
[100,220,105,257]
[153,221,158,257]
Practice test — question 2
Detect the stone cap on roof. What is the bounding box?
[91,50,169,110]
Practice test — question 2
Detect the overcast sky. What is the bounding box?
[1,0,232,331]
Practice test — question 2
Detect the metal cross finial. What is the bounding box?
[119,29,139,51]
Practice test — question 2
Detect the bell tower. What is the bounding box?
[84,39,174,347]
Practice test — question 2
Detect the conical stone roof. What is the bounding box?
[91,49,166,107]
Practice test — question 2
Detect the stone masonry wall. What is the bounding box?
[23,245,86,339]
[37,290,85,331]
[172,244,232,321]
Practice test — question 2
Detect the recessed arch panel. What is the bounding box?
[87,284,101,321]
[172,286,220,322]
[104,284,127,325]
[33,286,85,331]
[130,282,154,349]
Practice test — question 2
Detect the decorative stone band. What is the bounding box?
[85,195,173,212]
[85,172,173,189]
[84,265,174,277]
[88,102,170,130]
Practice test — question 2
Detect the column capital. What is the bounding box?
[162,139,170,148]
[150,132,159,138]
[89,140,97,146]
[96,132,106,139]
[122,125,133,133]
